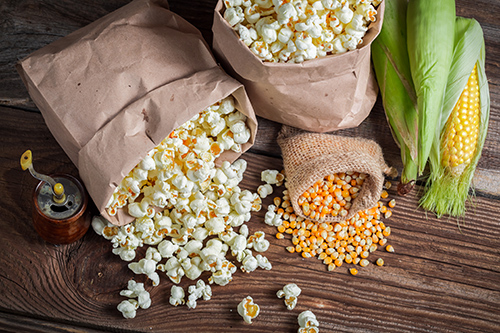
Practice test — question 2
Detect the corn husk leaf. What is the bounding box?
[371,0,418,191]
[407,0,456,174]
[420,17,490,217]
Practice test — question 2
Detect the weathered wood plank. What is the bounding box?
[1,105,499,332]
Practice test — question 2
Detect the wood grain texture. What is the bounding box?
[0,0,500,332]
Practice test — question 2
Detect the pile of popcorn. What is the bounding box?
[223,0,381,63]
[92,96,276,318]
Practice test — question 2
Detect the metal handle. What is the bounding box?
[21,150,66,203]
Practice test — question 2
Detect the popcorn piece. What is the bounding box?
[257,183,273,198]
[241,250,258,273]
[120,280,151,310]
[261,169,280,185]
[298,310,320,333]
[209,259,237,286]
[170,285,185,306]
[187,280,213,309]
[128,258,161,287]
[238,296,260,324]
[264,205,283,227]
[247,231,270,252]
[256,254,272,270]
[277,283,301,310]
[117,299,138,319]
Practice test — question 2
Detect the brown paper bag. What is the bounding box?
[278,126,396,222]
[212,0,384,133]
[16,0,258,226]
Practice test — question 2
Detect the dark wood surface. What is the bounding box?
[1,0,499,332]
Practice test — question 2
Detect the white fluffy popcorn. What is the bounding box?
[94,96,275,318]
[298,310,320,333]
[117,280,151,319]
[223,0,380,63]
[264,205,283,227]
[186,280,213,309]
[117,299,138,319]
[238,296,260,324]
[128,258,160,287]
[277,283,302,310]
[257,183,273,198]
[261,169,285,186]
[120,280,151,310]
[247,231,270,252]
[170,285,185,306]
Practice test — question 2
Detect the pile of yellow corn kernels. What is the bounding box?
[262,170,395,275]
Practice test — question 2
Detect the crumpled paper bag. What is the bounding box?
[17,0,258,226]
[212,0,385,133]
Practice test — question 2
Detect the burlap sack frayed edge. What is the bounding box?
[278,126,397,223]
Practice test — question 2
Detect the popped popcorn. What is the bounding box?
[128,258,160,287]
[117,280,151,319]
[277,283,301,310]
[222,0,380,63]
[298,310,320,333]
[120,280,151,310]
[117,299,138,319]
[169,285,185,306]
[94,96,274,318]
[247,231,270,252]
[257,183,273,198]
[186,280,213,309]
[264,204,283,227]
[237,296,260,324]
[261,169,284,185]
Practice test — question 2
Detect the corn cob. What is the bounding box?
[441,64,480,177]
[371,0,418,195]
[407,0,456,174]
[420,17,490,217]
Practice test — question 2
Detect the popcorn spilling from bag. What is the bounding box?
[92,96,272,318]
[223,0,381,63]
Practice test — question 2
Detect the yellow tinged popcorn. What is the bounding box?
[440,65,480,177]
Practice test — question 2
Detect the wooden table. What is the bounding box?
[1,0,499,332]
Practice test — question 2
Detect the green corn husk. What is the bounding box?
[371,0,418,195]
[420,17,490,217]
[407,0,456,174]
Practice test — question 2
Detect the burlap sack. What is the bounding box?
[16,0,258,226]
[278,126,396,222]
[212,0,385,133]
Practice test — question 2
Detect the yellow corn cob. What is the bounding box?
[440,64,480,177]
[420,17,489,218]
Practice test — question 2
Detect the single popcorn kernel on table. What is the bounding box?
[265,170,395,272]
[298,172,366,220]
[223,0,382,63]
[238,296,260,324]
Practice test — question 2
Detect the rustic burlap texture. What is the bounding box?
[277,126,397,222]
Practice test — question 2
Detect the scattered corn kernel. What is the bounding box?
[349,268,358,275]
[376,258,384,266]
[386,245,395,253]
